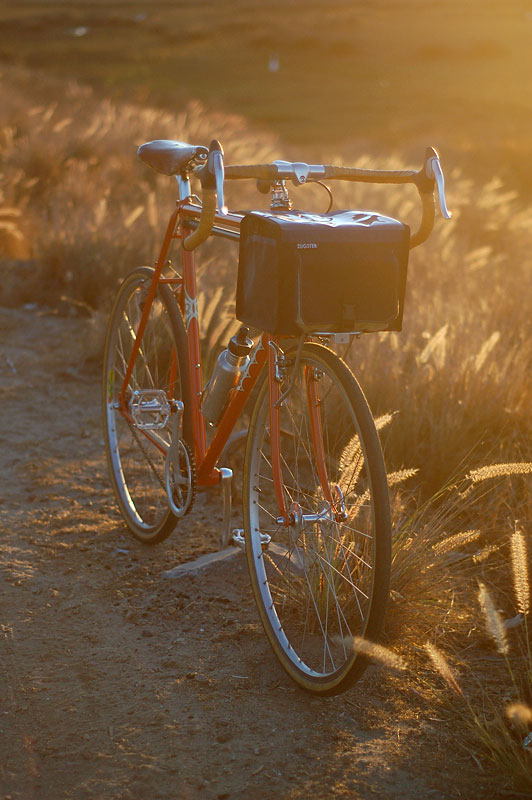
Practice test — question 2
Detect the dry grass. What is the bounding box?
[0,66,275,309]
[423,642,463,698]
[329,166,532,495]
[2,65,532,792]
[348,636,407,672]
[422,563,532,794]
[403,468,532,794]
[1,0,530,196]
[511,529,530,616]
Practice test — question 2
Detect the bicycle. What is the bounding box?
[102,138,450,695]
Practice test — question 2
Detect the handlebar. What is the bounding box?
[183,142,451,250]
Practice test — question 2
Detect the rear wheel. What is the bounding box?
[243,342,391,694]
[102,267,191,543]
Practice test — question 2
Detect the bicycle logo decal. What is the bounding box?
[184,287,198,331]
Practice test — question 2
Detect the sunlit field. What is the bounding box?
[1,1,532,792]
[1,0,531,190]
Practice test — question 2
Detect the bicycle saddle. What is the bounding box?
[137,140,208,176]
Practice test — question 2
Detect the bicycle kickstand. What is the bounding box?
[219,467,233,549]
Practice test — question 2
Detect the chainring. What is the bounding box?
[164,438,196,518]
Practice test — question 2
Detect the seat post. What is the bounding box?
[176,173,191,201]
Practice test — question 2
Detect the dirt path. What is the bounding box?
[0,305,503,800]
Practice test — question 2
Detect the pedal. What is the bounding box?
[129,389,171,430]
[231,530,271,551]
[259,532,271,550]
[232,529,245,549]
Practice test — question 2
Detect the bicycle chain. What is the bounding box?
[184,439,197,516]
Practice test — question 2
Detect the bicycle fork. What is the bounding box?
[268,340,347,531]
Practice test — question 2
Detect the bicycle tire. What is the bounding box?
[102,266,191,544]
[243,342,391,695]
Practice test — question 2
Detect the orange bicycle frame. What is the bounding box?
[118,199,335,515]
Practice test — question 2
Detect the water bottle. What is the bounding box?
[201,326,253,426]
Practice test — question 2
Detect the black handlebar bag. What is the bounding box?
[236,210,410,335]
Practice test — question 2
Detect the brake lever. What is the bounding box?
[426,152,452,219]
[211,149,227,215]
[195,140,227,215]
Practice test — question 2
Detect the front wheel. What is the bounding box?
[243,342,391,695]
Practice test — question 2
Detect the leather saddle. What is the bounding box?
[137,140,207,176]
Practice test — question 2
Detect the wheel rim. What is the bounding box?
[247,352,381,681]
[104,276,181,534]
